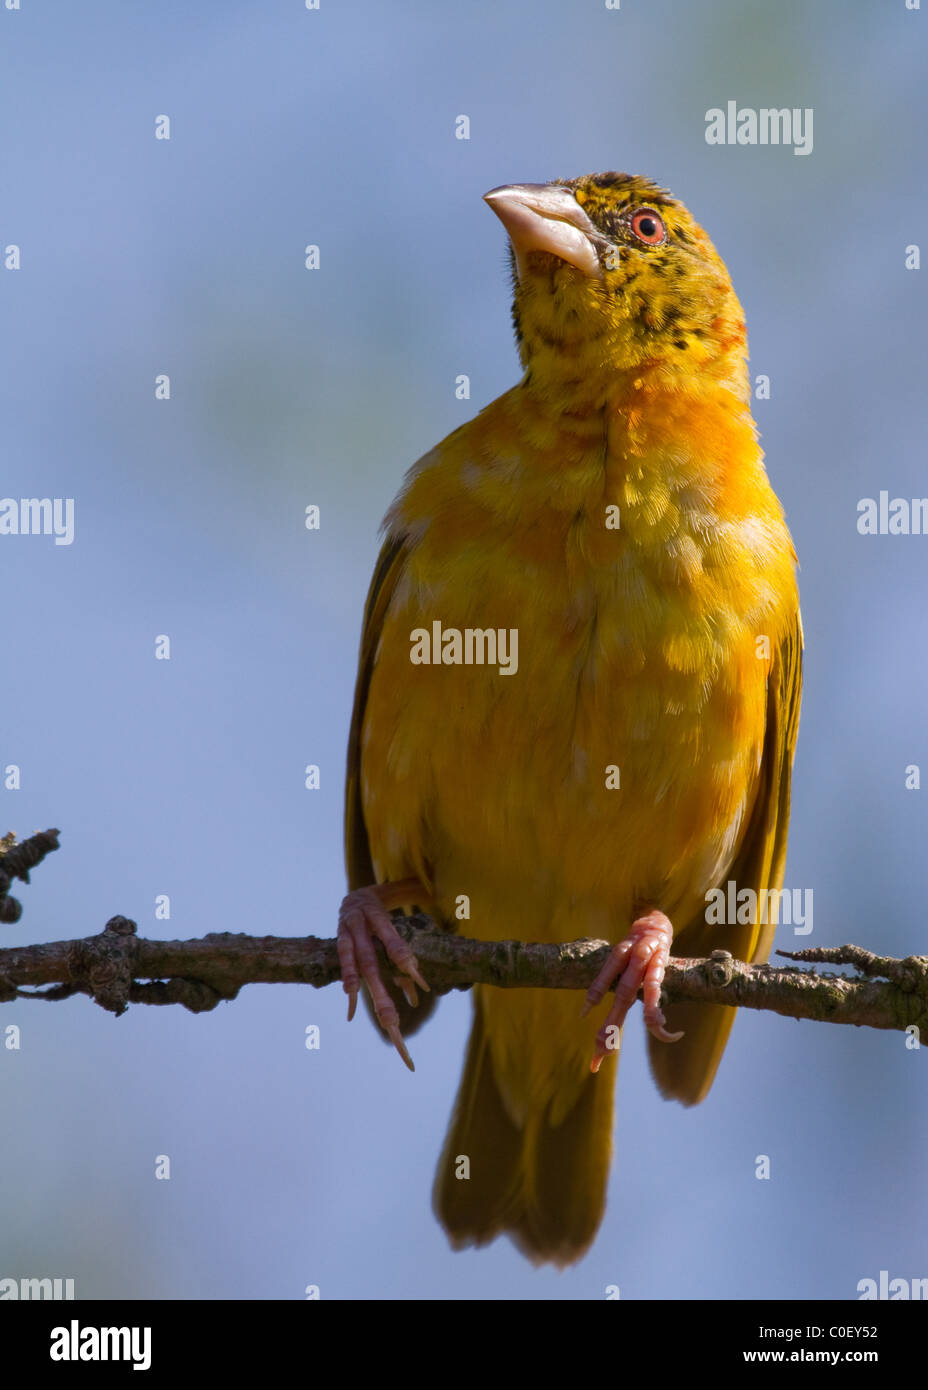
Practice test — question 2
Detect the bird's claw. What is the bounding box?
[584,910,683,1072]
[337,880,430,1071]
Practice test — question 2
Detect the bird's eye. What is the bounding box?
[630,209,666,245]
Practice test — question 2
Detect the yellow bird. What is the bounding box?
[340,172,802,1266]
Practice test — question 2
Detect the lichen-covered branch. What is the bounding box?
[0,829,925,1036]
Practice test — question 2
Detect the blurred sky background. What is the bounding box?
[1,0,925,1300]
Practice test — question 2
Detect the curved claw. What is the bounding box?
[643,999,684,1045]
[386,1024,415,1072]
[394,975,419,1009]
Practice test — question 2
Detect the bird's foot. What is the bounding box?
[582,910,684,1073]
[337,878,430,1071]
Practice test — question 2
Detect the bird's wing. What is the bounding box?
[344,533,406,890]
[648,607,803,1103]
[343,532,440,1038]
[724,606,805,965]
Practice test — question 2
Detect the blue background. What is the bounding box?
[1,0,925,1300]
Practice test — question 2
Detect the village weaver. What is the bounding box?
[340,172,802,1266]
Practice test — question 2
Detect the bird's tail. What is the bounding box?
[433,988,616,1266]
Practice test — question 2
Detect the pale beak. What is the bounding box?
[483,183,604,281]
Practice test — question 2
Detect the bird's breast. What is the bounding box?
[361,386,797,936]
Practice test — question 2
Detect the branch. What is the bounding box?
[1,829,925,1036]
[0,827,60,922]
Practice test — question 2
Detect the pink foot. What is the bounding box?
[582,910,684,1073]
[337,878,430,1071]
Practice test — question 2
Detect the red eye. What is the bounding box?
[630,209,666,245]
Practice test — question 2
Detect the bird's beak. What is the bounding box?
[483,183,604,281]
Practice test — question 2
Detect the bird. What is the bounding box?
[340,172,802,1267]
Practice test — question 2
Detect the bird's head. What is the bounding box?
[484,172,750,405]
